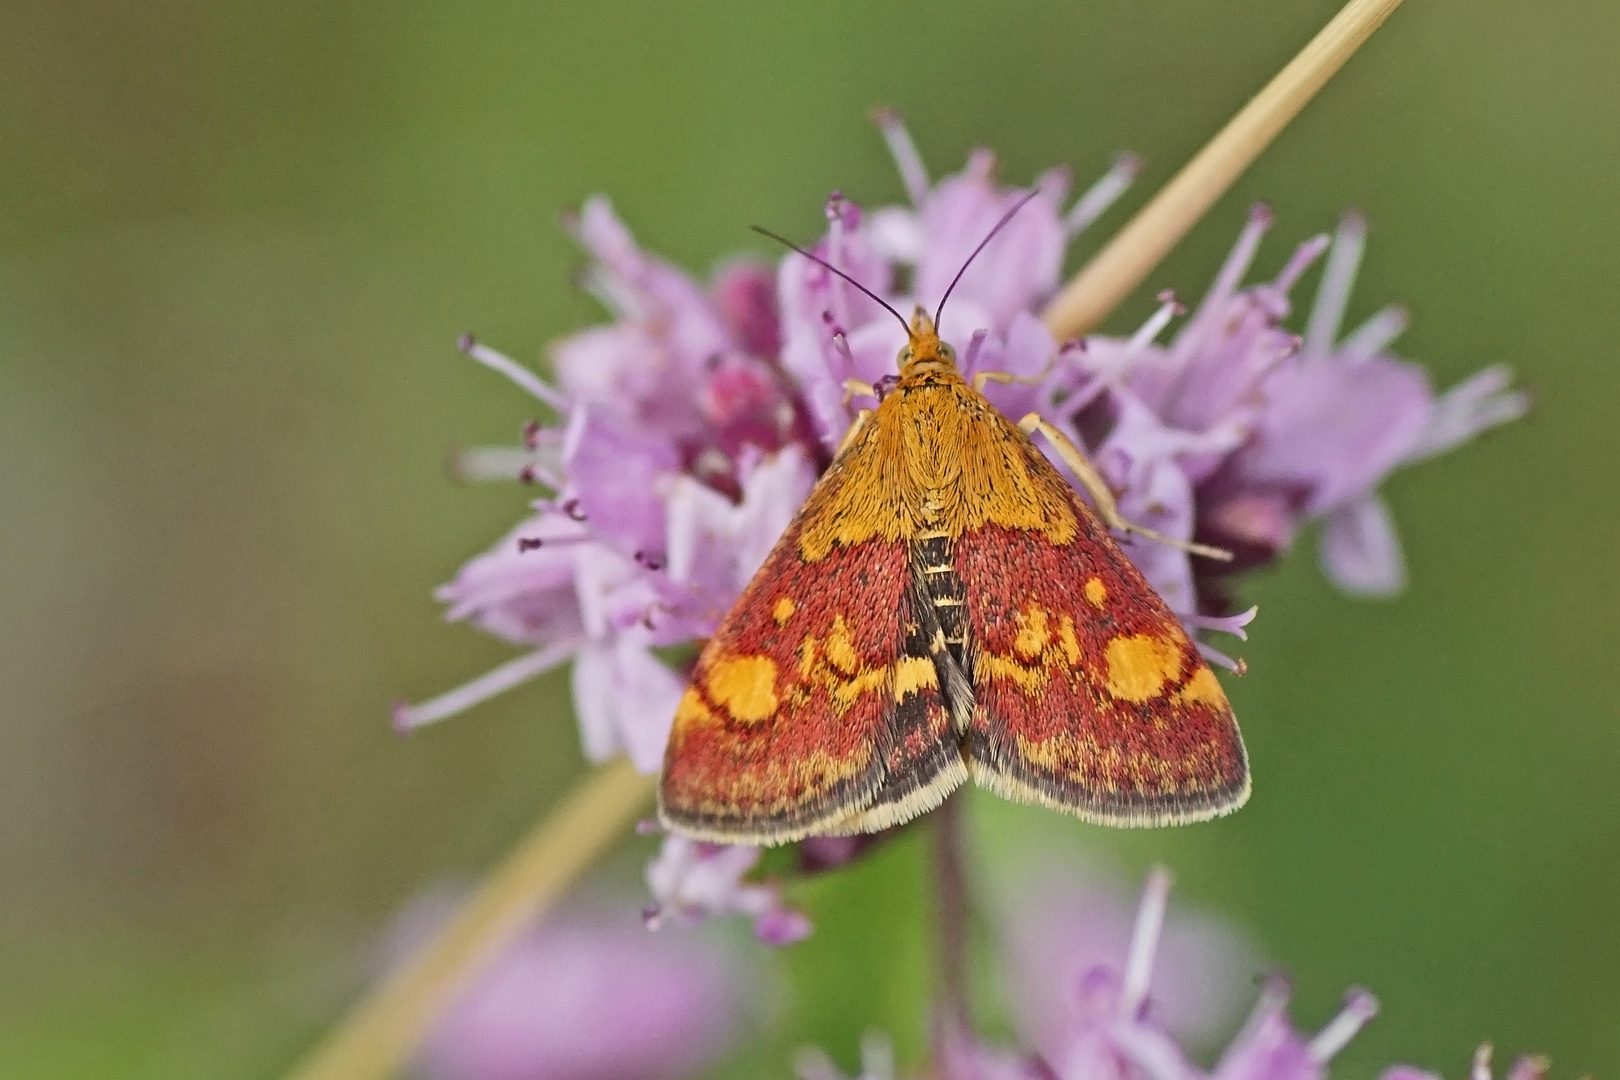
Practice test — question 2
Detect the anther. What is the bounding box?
[962,329,988,372]
[870,106,931,207]
[458,333,568,411]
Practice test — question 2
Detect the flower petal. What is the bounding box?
[1318,493,1407,597]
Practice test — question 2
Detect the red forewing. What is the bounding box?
[658,506,966,845]
[959,447,1249,825]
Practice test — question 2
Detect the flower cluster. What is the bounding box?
[398,113,1525,936]
[800,870,1545,1080]
[390,868,1545,1080]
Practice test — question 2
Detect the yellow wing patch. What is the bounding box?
[1084,577,1108,607]
[704,655,779,722]
[1103,634,1184,703]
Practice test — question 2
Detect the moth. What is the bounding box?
[658,202,1249,846]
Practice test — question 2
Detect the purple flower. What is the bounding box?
[388,892,749,1080]
[397,197,818,754]
[644,835,811,946]
[993,861,1259,1058]
[808,870,1381,1080]
[1125,207,1530,605]
[1380,1044,1551,1080]
[1036,869,1378,1080]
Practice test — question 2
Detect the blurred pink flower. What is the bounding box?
[1136,207,1531,606]
[815,870,1383,1080]
[389,894,749,1080]
[993,862,1258,1056]
[644,835,810,946]
[1381,1044,1550,1080]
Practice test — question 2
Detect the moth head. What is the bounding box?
[900,308,956,370]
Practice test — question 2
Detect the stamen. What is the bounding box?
[576,265,647,323]
[1227,973,1292,1054]
[514,534,591,554]
[1196,641,1249,674]
[1304,211,1367,354]
[826,193,853,333]
[1126,292,1184,355]
[392,641,577,733]
[450,446,562,487]
[1185,606,1258,640]
[1179,205,1273,351]
[830,329,856,373]
[1274,233,1331,292]
[1307,988,1378,1062]
[1198,205,1270,317]
[961,329,988,372]
[870,107,931,207]
[1473,1044,1495,1080]
[1402,364,1530,464]
[1339,303,1409,359]
[1065,153,1141,237]
[1121,865,1172,1018]
[1109,1022,1199,1080]
[458,334,569,411]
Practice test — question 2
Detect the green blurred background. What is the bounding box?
[1,0,1616,1076]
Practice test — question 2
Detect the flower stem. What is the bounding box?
[1042,0,1406,339]
[930,793,972,1032]
[282,758,654,1080]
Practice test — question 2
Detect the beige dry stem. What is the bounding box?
[284,758,654,1080]
[1042,0,1406,339]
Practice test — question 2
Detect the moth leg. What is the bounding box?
[842,378,880,407]
[971,364,1052,394]
[835,409,873,456]
[1019,413,1233,562]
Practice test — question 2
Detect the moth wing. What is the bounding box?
[960,424,1249,825]
[658,434,966,846]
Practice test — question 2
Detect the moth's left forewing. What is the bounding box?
[959,416,1250,826]
[659,410,968,845]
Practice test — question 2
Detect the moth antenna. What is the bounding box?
[933,186,1043,327]
[750,225,912,338]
